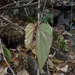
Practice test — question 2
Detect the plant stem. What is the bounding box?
[38,0,40,26]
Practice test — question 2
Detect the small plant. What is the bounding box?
[57,35,66,50]
[25,13,53,70]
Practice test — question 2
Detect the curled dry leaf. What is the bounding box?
[17,69,29,75]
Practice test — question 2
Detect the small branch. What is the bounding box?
[0,2,42,10]
[0,0,32,10]
[0,38,15,75]
[0,15,25,31]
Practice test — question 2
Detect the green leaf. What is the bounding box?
[57,36,60,43]
[25,23,35,49]
[3,47,11,62]
[36,23,53,70]
[27,15,35,23]
[42,13,54,24]
[14,0,20,15]
[60,41,66,50]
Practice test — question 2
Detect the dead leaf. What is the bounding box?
[32,48,36,55]
[2,61,7,67]
[69,50,74,56]
[14,61,19,66]
[10,57,19,63]
[3,67,8,74]
[0,72,4,75]
[47,59,54,69]
[55,66,60,71]
[63,1,68,4]
[52,59,64,64]
[60,65,68,73]
[53,72,64,75]
[63,31,71,36]
[0,66,4,72]
[17,45,22,52]
[19,52,27,57]
[17,69,29,75]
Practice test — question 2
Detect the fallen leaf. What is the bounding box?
[47,59,54,69]
[63,31,71,36]
[0,66,4,72]
[3,67,8,74]
[63,1,68,4]
[19,52,27,57]
[52,59,64,64]
[2,61,7,67]
[32,48,36,55]
[0,72,4,75]
[60,65,68,73]
[69,50,74,56]
[10,57,19,63]
[17,69,29,75]
[14,61,19,66]
[17,45,22,52]
[53,72,64,75]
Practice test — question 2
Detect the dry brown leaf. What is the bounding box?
[0,72,4,75]
[17,45,22,52]
[47,59,54,69]
[60,65,68,73]
[69,50,74,56]
[10,57,19,63]
[19,52,27,57]
[32,48,36,55]
[14,61,19,66]
[69,55,75,60]
[17,69,29,75]
[2,61,7,67]
[53,72,64,75]
[52,59,64,64]
[63,31,71,36]
[0,66,4,72]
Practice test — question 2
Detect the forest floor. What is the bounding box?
[0,0,75,75]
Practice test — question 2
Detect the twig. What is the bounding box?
[67,66,75,75]
[0,2,42,10]
[0,15,25,31]
[0,0,32,10]
[0,38,15,75]
[51,46,72,61]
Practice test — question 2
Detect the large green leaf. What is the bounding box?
[36,23,53,70]
[25,23,35,49]
[3,47,11,62]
